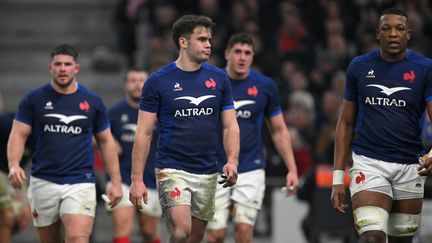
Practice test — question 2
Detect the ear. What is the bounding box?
[179,37,188,49]
[75,63,80,74]
[407,28,412,41]
[375,28,380,40]
[224,49,230,61]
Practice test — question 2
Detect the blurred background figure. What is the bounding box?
[0,93,33,243]
[2,0,432,242]
[106,68,161,243]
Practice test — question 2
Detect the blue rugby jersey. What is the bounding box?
[344,49,432,164]
[15,83,110,184]
[108,100,158,188]
[139,62,234,174]
[218,70,282,173]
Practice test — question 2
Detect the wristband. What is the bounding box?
[332,170,345,185]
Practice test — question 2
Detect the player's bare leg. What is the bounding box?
[0,207,15,243]
[112,206,135,241]
[234,222,253,243]
[165,205,191,243]
[138,212,160,243]
[352,191,392,243]
[61,214,93,243]
[206,228,227,243]
[36,219,62,243]
[188,216,208,243]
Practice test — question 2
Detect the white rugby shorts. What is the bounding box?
[156,168,218,221]
[350,152,426,200]
[27,176,96,227]
[207,169,265,229]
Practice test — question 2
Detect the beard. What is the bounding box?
[53,76,74,88]
[131,95,141,103]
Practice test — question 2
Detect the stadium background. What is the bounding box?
[1,0,432,242]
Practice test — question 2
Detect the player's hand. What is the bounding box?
[129,181,148,209]
[221,161,238,188]
[418,153,432,176]
[106,182,123,208]
[283,171,298,197]
[331,184,348,213]
[8,165,26,189]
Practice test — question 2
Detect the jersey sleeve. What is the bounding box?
[220,73,234,111]
[15,92,34,125]
[94,97,110,133]
[343,61,358,102]
[425,66,432,102]
[108,108,121,141]
[139,74,160,113]
[265,80,283,117]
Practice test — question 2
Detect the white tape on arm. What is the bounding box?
[332,170,345,185]
[101,194,110,203]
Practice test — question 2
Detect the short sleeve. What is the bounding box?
[425,67,432,102]
[265,80,282,117]
[139,74,160,113]
[94,97,110,133]
[220,73,234,111]
[15,92,34,125]
[343,61,358,102]
[108,108,121,140]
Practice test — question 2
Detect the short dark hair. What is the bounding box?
[379,8,408,22]
[226,32,254,50]
[124,67,147,82]
[172,15,215,49]
[50,44,78,60]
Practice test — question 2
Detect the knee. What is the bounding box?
[388,213,421,237]
[170,227,190,242]
[65,227,91,242]
[360,231,386,243]
[141,230,158,242]
[235,223,253,235]
[0,208,16,229]
[353,206,388,235]
[206,229,226,243]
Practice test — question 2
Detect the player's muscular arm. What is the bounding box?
[221,109,240,187]
[333,100,357,171]
[131,111,156,183]
[130,110,156,206]
[96,128,123,206]
[7,120,31,189]
[267,114,298,195]
[96,129,122,185]
[332,100,357,213]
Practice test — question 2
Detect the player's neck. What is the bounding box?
[51,80,78,94]
[227,69,248,80]
[175,55,202,72]
[380,48,408,62]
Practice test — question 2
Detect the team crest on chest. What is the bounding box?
[205,78,216,89]
[403,71,415,83]
[247,86,258,97]
[79,100,90,112]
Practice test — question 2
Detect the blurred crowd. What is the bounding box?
[112,0,432,177]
